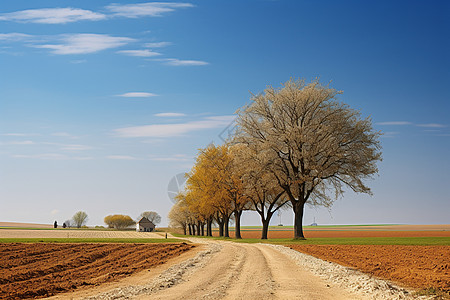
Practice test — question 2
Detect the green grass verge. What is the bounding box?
[214,224,401,231]
[0,238,187,244]
[172,233,450,246]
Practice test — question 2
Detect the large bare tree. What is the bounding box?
[236,79,382,239]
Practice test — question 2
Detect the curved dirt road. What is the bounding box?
[137,241,364,300]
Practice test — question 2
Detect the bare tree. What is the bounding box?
[233,142,290,239]
[139,211,161,225]
[168,196,190,235]
[72,211,88,228]
[236,79,382,239]
[63,219,71,228]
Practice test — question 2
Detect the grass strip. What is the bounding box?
[172,234,450,246]
[0,238,187,244]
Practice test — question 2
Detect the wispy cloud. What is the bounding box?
[376,121,412,126]
[381,131,400,138]
[51,132,80,139]
[0,33,31,41]
[417,123,447,128]
[163,58,209,66]
[116,92,158,98]
[118,49,161,57]
[70,59,87,64]
[106,2,193,18]
[12,153,92,160]
[2,140,35,145]
[154,112,186,117]
[145,41,172,48]
[60,144,92,151]
[33,34,133,55]
[0,8,106,24]
[1,133,32,137]
[106,155,137,160]
[149,154,192,162]
[114,115,235,138]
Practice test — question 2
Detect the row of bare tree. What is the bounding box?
[169,79,382,239]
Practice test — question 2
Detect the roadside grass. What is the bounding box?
[233,224,399,230]
[0,238,187,244]
[172,233,450,246]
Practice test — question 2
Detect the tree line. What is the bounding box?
[169,79,382,239]
[60,211,161,229]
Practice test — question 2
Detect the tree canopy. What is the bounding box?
[104,214,135,229]
[168,78,382,240]
[72,211,88,228]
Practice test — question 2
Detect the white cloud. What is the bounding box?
[107,155,136,160]
[106,2,193,18]
[118,49,161,57]
[154,112,186,117]
[70,59,87,64]
[417,123,446,128]
[163,58,209,66]
[149,154,192,162]
[12,153,92,160]
[1,133,30,136]
[145,41,172,48]
[114,115,235,138]
[60,144,92,151]
[117,92,158,98]
[0,33,31,41]
[376,121,412,126]
[0,8,106,24]
[5,140,34,145]
[34,33,133,55]
[13,153,67,160]
[381,131,400,138]
[51,132,79,138]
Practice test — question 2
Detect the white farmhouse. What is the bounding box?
[136,217,156,232]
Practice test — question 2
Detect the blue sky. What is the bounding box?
[0,0,449,226]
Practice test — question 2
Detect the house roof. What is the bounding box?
[137,217,155,226]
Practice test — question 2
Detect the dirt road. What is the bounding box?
[139,242,364,300]
[53,239,379,300]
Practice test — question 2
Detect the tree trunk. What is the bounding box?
[207,218,212,236]
[200,221,205,236]
[261,218,270,239]
[188,224,192,235]
[224,215,230,238]
[293,201,306,239]
[218,219,224,237]
[183,225,187,235]
[234,210,242,239]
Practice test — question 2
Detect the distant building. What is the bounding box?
[310,217,318,226]
[136,217,155,232]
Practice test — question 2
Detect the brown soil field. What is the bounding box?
[213,229,450,239]
[0,229,165,239]
[288,245,450,295]
[0,243,194,299]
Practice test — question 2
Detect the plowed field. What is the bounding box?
[289,245,450,294]
[0,243,194,299]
